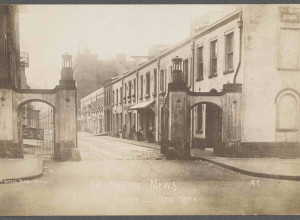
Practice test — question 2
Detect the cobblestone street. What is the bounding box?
[1,133,300,215]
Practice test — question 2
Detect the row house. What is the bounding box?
[78,87,104,134]
[103,78,113,134]
[79,8,241,144]
[79,5,300,158]
[122,70,138,139]
[111,76,123,137]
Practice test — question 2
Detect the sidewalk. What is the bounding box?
[100,136,161,151]
[191,148,300,181]
[0,158,43,183]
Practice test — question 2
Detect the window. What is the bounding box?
[4,36,7,69]
[210,40,218,77]
[153,69,157,96]
[128,81,132,100]
[124,83,127,103]
[225,32,234,73]
[278,28,300,70]
[160,69,165,93]
[146,72,150,97]
[120,87,122,104]
[197,105,203,133]
[188,58,192,88]
[183,59,189,84]
[140,75,143,99]
[133,79,136,98]
[116,89,118,105]
[169,66,172,83]
[112,90,115,106]
[277,93,298,130]
[197,47,204,80]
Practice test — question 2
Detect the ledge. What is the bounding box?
[208,73,218,79]
[278,68,300,71]
[223,69,234,75]
[196,77,204,82]
[277,129,298,132]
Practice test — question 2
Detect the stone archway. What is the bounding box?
[160,82,242,159]
[0,54,80,161]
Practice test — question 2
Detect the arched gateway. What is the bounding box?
[0,54,80,161]
[161,56,242,159]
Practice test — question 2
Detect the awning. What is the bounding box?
[129,100,155,111]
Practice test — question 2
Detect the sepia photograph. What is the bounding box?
[1,3,300,216]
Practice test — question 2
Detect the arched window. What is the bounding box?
[276,91,299,132]
[278,94,297,130]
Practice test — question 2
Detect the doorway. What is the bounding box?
[192,102,222,150]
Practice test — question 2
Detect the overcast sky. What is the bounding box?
[20,5,222,89]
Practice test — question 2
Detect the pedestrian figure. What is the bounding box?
[137,128,144,141]
[122,124,126,139]
[147,128,154,143]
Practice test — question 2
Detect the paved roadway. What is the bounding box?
[1,132,300,215]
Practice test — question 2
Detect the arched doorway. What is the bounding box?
[18,100,55,160]
[190,102,222,152]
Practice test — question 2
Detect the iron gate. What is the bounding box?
[20,103,54,160]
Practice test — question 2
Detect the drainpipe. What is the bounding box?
[233,11,243,84]
[121,76,124,128]
[136,70,139,132]
[156,58,160,142]
[191,37,195,92]
[190,38,195,150]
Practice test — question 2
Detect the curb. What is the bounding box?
[0,160,44,184]
[193,156,300,181]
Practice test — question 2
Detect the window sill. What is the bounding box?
[208,73,218,79]
[196,77,204,82]
[276,128,298,132]
[277,68,300,71]
[159,91,166,95]
[223,69,234,75]
[196,130,203,134]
